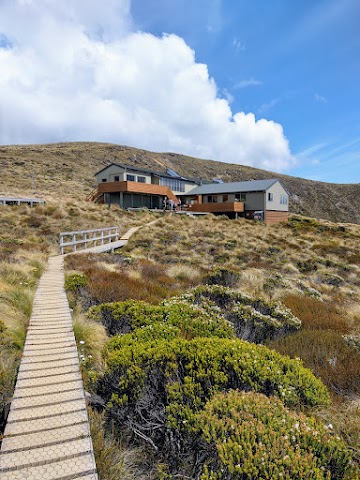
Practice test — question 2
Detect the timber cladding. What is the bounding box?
[265,211,289,224]
[97,181,177,200]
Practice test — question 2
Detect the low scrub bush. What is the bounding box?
[196,390,358,480]
[204,267,241,288]
[65,273,88,292]
[177,285,300,343]
[98,336,330,472]
[89,300,234,340]
[317,272,345,287]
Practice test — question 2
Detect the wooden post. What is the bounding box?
[60,235,64,255]
[72,234,76,252]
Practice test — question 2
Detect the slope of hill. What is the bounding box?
[0,142,359,223]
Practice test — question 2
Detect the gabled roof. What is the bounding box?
[95,162,201,184]
[186,179,281,195]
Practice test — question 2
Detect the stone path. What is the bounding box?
[0,220,159,479]
[0,255,98,480]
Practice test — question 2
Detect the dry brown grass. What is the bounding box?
[268,330,360,401]
[64,254,199,307]
[282,294,350,333]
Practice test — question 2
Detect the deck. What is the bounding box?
[186,201,245,214]
[97,181,178,201]
[0,197,45,207]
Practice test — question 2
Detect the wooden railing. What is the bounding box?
[59,226,119,255]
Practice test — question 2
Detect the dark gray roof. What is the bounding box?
[186,179,281,195]
[95,162,201,184]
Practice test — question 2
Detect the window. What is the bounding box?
[280,194,288,205]
[126,174,136,181]
[114,175,119,181]
[101,179,107,182]
[207,195,218,203]
[137,176,146,183]
[160,177,186,192]
[235,193,246,202]
[223,194,229,202]
[268,192,274,202]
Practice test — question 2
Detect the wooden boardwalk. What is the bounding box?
[0,256,98,480]
[0,220,158,479]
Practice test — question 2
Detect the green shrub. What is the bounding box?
[98,336,330,469]
[196,390,358,480]
[297,259,318,273]
[318,272,345,287]
[177,285,301,343]
[106,323,182,350]
[64,273,88,292]
[89,299,234,340]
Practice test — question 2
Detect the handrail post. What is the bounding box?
[59,226,118,254]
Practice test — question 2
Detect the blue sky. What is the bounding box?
[0,0,359,183]
[131,0,360,183]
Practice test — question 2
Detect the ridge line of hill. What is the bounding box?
[0,142,359,224]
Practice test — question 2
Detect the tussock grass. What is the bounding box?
[88,408,146,480]
[268,330,360,400]
[72,310,108,383]
[0,250,46,432]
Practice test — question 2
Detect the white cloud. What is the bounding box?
[0,0,294,171]
[235,78,262,89]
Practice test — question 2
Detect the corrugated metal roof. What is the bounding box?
[186,179,280,195]
[95,163,201,183]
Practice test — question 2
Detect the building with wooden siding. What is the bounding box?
[94,163,201,209]
[93,164,289,224]
[183,179,289,224]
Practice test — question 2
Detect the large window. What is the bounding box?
[235,193,246,202]
[160,177,186,192]
[280,194,288,205]
[207,195,218,203]
[137,176,146,183]
[268,192,274,202]
[223,194,229,202]
[126,174,136,181]
[114,175,120,181]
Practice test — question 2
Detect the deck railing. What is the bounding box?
[59,226,119,255]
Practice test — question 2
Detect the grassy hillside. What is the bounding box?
[1,141,359,477]
[64,213,360,478]
[0,142,359,223]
